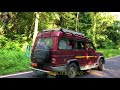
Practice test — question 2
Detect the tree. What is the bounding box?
[32,12,39,45]
[0,12,119,49]
[92,12,116,48]
[76,12,79,32]
[92,12,97,47]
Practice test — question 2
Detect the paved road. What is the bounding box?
[1,56,120,78]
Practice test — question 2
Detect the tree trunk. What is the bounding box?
[66,21,68,29]
[32,12,39,46]
[76,12,79,32]
[93,12,97,47]
[28,20,35,39]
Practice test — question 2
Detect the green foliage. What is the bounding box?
[97,49,120,58]
[78,12,93,34]
[0,12,120,49]
[0,35,31,52]
[0,49,30,75]
[0,35,8,48]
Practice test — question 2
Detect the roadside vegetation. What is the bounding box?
[0,12,120,76]
[0,37,31,75]
[97,49,120,58]
[0,49,31,75]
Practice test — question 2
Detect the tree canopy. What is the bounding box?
[0,12,120,49]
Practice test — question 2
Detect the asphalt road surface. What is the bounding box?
[1,56,120,78]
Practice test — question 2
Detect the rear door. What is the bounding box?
[75,40,86,66]
[56,38,75,65]
[85,42,96,65]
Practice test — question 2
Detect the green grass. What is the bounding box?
[0,49,31,76]
[97,49,120,58]
[0,49,120,76]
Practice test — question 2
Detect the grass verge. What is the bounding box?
[0,49,31,76]
[97,49,120,58]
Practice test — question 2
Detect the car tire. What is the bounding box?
[97,59,104,71]
[66,63,78,78]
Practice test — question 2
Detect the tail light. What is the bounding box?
[31,62,37,67]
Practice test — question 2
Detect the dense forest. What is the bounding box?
[0,12,120,50]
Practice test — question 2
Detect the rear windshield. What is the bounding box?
[36,37,53,49]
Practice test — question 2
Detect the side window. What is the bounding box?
[86,42,94,49]
[58,38,74,50]
[66,39,74,49]
[59,39,67,49]
[76,41,85,50]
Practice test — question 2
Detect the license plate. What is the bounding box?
[31,63,37,67]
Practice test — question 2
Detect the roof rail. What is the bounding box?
[43,28,85,36]
[62,29,85,36]
[43,28,62,32]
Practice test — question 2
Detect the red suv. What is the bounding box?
[30,28,105,78]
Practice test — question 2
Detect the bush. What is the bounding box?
[0,35,8,48]
[0,35,32,51]
[5,41,21,51]
[97,49,120,58]
[0,49,31,75]
[0,35,32,75]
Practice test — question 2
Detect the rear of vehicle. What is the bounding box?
[30,30,68,77]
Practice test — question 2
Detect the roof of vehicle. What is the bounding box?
[43,28,85,36]
[38,28,92,42]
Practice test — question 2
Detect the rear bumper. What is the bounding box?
[50,65,67,72]
[29,65,67,75]
[29,67,50,73]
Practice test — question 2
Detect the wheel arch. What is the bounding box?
[99,56,105,64]
[67,59,80,70]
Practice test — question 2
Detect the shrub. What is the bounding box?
[0,35,8,48]
[0,49,31,75]
[97,49,120,58]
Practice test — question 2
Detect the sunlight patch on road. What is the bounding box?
[89,70,106,77]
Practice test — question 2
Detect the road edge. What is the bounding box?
[0,71,32,78]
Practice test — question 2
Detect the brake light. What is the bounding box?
[31,63,37,67]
